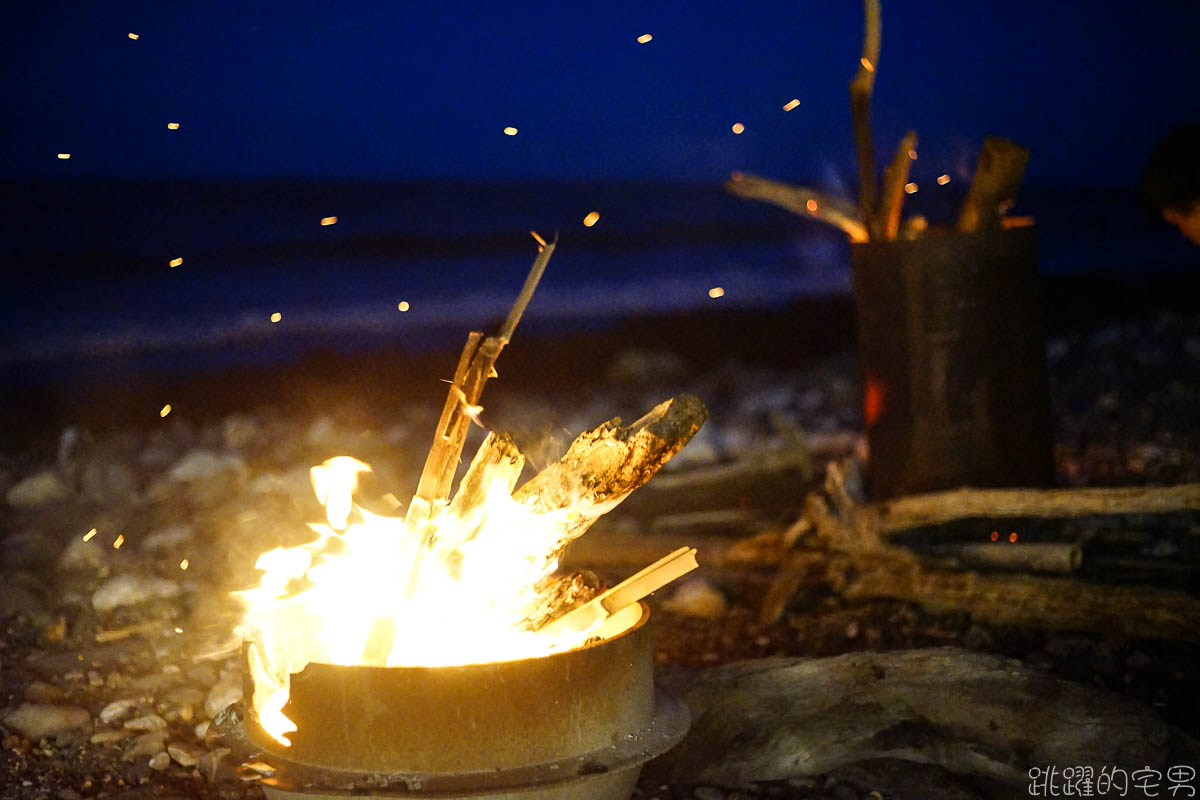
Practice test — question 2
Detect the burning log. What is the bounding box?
[956,136,1031,232]
[649,648,1200,789]
[518,570,604,631]
[447,431,525,518]
[513,394,708,556]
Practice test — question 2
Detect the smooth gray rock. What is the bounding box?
[92,573,181,612]
[6,470,70,507]
[3,703,91,740]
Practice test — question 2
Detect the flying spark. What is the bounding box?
[530,230,547,247]
[169,257,183,268]
[57,153,71,160]
[397,301,410,312]
[167,122,180,130]
[860,57,874,72]
[731,122,745,134]
[503,126,518,136]
[83,528,97,542]
[320,216,337,226]
[128,33,139,40]
[708,287,725,299]
[637,33,653,44]
[782,98,800,112]
[904,182,918,194]
[1009,532,1019,543]
[113,535,125,550]
[180,559,189,570]
[583,211,600,227]
[907,149,918,160]
[806,199,818,213]
[270,312,282,323]
[937,174,951,185]
[159,404,172,418]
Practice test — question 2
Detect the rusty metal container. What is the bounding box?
[241,603,688,800]
[850,228,1055,498]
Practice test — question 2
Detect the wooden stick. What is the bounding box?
[537,547,698,635]
[850,0,882,240]
[956,136,1030,232]
[447,431,525,519]
[933,542,1082,574]
[499,238,556,343]
[725,175,868,242]
[876,483,1200,534]
[878,130,917,240]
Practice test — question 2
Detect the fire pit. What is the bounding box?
[237,602,688,800]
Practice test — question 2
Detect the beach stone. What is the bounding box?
[0,572,47,619]
[99,698,141,725]
[80,457,138,505]
[24,681,65,703]
[1,530,62,570]
[194,720,210,740]
[3,703,91,741]
[140,524,193,553]
[204,671,243,720]
[58,537,106,571]
[187,663,219,688]
[167,741,205,767]
[123,731,167,760]
[167,450,247,483]
[89,729,130,745]
[92,573,181,612]
[123,713,168,732]
[200,746,235,783]
[148,751,171,770]
[663,578,728,619]
[6,470,70,508]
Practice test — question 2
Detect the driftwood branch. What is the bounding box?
[850,0,882,239]
[759,488,1200,639]
[956,136,1030,232]
[649,649,1200,789]
[447,431,525,518]
[513,394,707,555]
[875,483,1200,534]
[725,175,867,242]
[878,130,917,240]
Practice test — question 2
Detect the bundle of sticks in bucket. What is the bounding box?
[391,235,706,641]
[726,0,1032,241]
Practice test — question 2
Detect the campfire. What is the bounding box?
[224,240,706,798]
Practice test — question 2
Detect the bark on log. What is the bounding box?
[879,131,917,240]
[447,431,525,518]
[649,648,1200,789]
[876,483,1200,534]
[956,137,1030,232]
[513,394,707,554]
[850,0,882,239]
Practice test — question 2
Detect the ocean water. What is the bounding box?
[0,179,1193,381]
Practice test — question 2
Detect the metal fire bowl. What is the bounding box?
[242,603,689,800]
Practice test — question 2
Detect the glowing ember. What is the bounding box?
[503,126,518,136]
[159,404,172,417]
[937,174,951,185]
[269,312,282,323]
[397,300,410,312]
[637,33,653,44]
[169,257,183,268]
[167,122,180,130]
[782,98,800,112]
[83,528,97,542]
[530,230,547,247]
[583,211,600,227]
[860,57,874,72]
[806,199,819,213]
[180,558,190,570]
[904,182,918,194]
[238,456,616,745]
[113,534,125,550]
[128,33,139,40]
[57,153,71,160]
[908,149,918,160]
[320,216,337,226]
[731,122,745,134]
[708,286,725,298]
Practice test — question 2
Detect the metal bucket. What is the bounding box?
[850,227,1055,498]
[239,603,688,800]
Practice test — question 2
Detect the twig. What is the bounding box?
[850,0,882,239]
[956,136,1031,232]
[499,238,556,342]
[878,130,917,239]
[725,174,868,242]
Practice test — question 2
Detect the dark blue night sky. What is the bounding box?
[4,1,1199,186]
